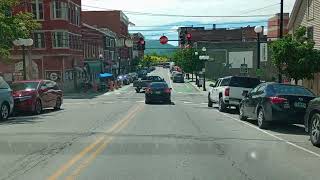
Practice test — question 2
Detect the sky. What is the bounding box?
[82,0,296,45]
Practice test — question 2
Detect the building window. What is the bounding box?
[307,26,314,40]
[33,32,45,48]
[52,0,68,20]
[68,2,81,26]
[52,31,69,48]
[110,51,114,60]
[110,39,115,47]
[307,0,314,20]
[31,0,44,20]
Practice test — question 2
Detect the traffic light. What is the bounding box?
[179,32,185,45]
[186,33,192,45]
[137,38,145,50]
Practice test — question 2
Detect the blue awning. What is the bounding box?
[99,73,113,78]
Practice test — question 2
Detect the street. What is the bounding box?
[0,67,320,180]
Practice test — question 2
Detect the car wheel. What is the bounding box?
[208,95,213,107]
[54,97,62,110]
[310,113,320,147]
[218,97,226,112]
[239,105,247,121]
[136,88,140,93]
[34,99,42,115]
[145,99,150,104]
[0,103,9,121]
[257,108,269,129]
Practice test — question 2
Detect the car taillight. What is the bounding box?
[164,88,171,93]
[224,88,230,96]
[145,88,151,94]
[269,97,287,104]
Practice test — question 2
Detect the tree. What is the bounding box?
[172,48,202,74]
[270,26,320,84]
[0,0,40,57]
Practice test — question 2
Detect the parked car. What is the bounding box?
[208,76,260,112]
[0,77,14,120]
[117,75,130,85]
[171,71,179,79]
[145,82,172,104]
[304,97,320,147]
[173,73,184,83]
[239,83,315,129]
[134,76,165,93]
[11,80,63,114]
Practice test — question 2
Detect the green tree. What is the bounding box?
[172,48,202,74]
[270,26,320,84]
[0,0,40,57]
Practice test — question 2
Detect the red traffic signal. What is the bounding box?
[186,33,192,40]
[139,38,145,45]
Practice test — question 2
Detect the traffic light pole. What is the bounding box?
[278,0,284,83]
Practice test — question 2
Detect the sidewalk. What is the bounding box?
[186,78,215,93]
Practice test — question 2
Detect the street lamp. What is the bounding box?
[118,56,121,75]
[254,26,263,77]
[13,38,34,80]
[200,47,208,91]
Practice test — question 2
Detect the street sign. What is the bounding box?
[159,36,168,44]
[240,64,248,74]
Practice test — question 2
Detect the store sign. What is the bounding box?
[46,71,61,82]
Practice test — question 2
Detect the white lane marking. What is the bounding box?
[136,100,144,103]
[201,103,207,105]
[183,101,192,104]
[219,111,320,158]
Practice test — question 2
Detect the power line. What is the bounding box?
[241,3,280,14]
[130,20,268,28]
[81,4,274,18]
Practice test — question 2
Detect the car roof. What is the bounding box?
[13,80,44,83]
[221,76,259,79]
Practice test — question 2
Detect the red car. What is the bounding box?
[11,80,63,114]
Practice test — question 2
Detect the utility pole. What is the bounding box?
[278,0,284,83]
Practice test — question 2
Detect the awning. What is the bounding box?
[99,73,113,78]
[84,61,102,74]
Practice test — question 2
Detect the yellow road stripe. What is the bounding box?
[65,106,142,180]
[47,105,142,180]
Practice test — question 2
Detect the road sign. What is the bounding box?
[240,64,248,74]
[159,36,168,44]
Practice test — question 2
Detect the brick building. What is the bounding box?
[267,13,290,41]
[178,26,259,47]
[1,0,84,92]
[177,26,274,81]
[82,10,133,74]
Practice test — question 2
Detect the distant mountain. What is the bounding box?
[145,40,177,56]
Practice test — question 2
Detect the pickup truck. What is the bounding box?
[133,76,165,93]
[208,76,260,112]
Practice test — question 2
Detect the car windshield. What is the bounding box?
[229,77,260,88]
[270,84,315,96]
[11,82,39,91]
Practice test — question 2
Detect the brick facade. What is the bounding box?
[267,13,290,41]
[1,0,84,92]
[82,11,132,74]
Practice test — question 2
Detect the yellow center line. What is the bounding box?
[65,106,143,180]
[47,105,142,180]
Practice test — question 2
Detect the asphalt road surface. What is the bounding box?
[0,67,320,180]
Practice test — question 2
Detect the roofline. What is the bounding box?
[82,23,117,38]
[288,0,302,29]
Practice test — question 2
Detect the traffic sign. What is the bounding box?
[159,36,168,44]
[240,64,248,74]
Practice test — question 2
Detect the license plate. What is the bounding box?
[294,102,306,108]
[155,91,161,94]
